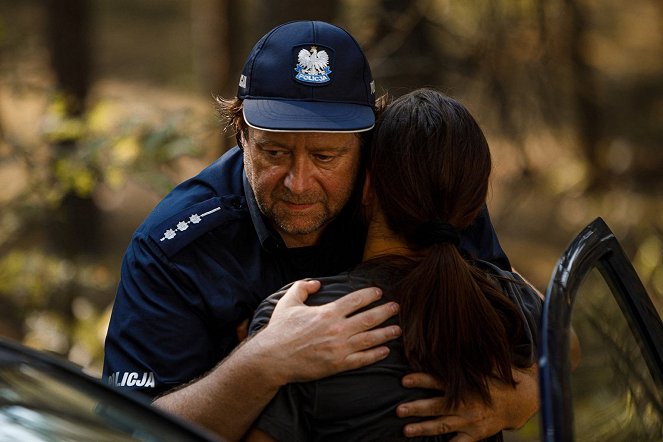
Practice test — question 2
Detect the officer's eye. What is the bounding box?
[264,149,289,159]
[313,153,335,162]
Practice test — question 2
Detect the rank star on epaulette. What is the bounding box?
[159,207,221,241]
[149,196,246,258]
[159,207,221,242]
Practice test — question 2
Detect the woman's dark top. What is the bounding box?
[248,260,543,442]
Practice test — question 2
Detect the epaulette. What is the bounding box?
[149,195,246,257]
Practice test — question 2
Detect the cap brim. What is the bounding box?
[243,99,375,133]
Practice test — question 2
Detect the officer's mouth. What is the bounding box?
[282,201,317,211]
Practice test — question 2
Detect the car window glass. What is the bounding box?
[0,362,208,442]
[569,268,663,441]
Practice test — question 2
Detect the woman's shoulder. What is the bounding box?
[248,272,377,335]
[306,271,378,306]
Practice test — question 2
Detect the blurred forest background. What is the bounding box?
[0,0,662,382]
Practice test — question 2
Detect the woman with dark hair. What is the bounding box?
[244,88,543,442]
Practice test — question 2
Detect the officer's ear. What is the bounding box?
[236,131,243,150]
[237,127,250,150]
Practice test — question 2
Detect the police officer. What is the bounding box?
[104,20,538,441]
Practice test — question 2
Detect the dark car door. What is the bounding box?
[538,217,663,441]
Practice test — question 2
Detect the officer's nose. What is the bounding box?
[283,155,314,194]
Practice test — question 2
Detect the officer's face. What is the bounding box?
[242,127,361,247]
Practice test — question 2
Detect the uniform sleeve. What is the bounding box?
[102,233,238,399]
[473,260,543,367]
[508,275,544,366]
[495,270,544,366]
[459,205,511,271]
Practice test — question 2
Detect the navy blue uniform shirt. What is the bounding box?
[102,146,510,398]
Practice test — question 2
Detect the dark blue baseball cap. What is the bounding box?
[238,21,376,133]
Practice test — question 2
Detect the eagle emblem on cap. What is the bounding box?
[295,46,331,84]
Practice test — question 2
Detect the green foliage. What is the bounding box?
[41,93,204,200]
[0,247,116,367]
[0,91,209,372]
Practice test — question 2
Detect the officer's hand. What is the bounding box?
[397,366,539,441]
[255,280,401,384]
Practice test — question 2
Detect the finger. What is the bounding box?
[346,323,401,352]
[326,287,384,317]
[277,280,321,307]
[396,396,448,418]
[402,415,466,438]
[402,372,445,391]
[339,345,391,371]
[343,299,399,336]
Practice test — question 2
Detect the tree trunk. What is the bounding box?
[43,0,98,348]
[46,0,90,116]
[564,0,605,190]
[363,0,434,91]
[253,0,339,35]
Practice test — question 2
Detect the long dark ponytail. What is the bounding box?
[368,89,527,407]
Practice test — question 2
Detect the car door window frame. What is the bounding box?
[538,217,663,441]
